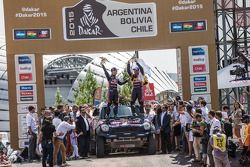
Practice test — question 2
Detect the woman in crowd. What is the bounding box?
[231,101,244,139]
[152,106,162,152]
[185,104,194,157]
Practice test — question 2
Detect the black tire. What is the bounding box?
[147,134,156,155]
[90,140,96,155]
[96,136,105,158]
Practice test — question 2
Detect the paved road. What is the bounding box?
[12,152,240,167]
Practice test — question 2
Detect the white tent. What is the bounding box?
[217,63,250,89]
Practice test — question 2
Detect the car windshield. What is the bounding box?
[100,105,134,119]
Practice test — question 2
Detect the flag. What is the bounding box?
[27,31,37,38]
[39,30,49,38]
[195,22,205,30]
[183,23,193,31]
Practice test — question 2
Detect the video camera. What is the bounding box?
[230,65,247,79]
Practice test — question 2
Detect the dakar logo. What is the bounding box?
[78,4,102,36]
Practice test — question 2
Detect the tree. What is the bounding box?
[119,71,132,104]
[74,67,98,105]
[54,87,66,106]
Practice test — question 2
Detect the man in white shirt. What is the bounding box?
[53,116,75,166]
[53,111,62,129]
[200,100,210,123]
[207,110,221,167]
[26,105,38,162]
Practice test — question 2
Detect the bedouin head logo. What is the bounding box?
[80,4,98,27]
[78,3,102,35]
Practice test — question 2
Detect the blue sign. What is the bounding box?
[18,56,32,64]
[20,85,33,91]
[192,47,205,56]
[193,76,207,82]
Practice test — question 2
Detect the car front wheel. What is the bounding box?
[147,134,156,155]
[96,136,105,158]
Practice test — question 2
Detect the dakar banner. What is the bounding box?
[143,83,156,101]
[63,0,157,40]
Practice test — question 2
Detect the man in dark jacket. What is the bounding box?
[76,106,90,158]
[101,59,127,118]
[160,105,172,154]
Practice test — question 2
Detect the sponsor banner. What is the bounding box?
[13,28,51,40]
[190,75,210,94]
[15,54,36,83]
[16,84,37,103]
[170,20,207,33]
[17,104,37,114]
[188,45,209,74]
[18,114,28,139]
[63,0,157,40]
[143,83,156,101]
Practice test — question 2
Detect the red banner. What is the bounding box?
[143,83,156,101]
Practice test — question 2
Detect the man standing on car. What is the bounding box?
[26,105,38,163]
[127,58,148,114]
[100,58,128,118]
[76,105,91,158]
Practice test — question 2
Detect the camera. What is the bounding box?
[230,65,247,80]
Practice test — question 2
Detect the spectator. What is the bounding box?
[209,128,230,167]
[152,106,162,152]
[172,101,181,151]
[231,101,244,139]
[160,104,172,154]
[26,105,38,163]
[57,105,66,121]
[207,110,221,167]
[76,105,91,158]
[71,105,79,119]
[192,113,205,162]
[38,116,56,167]
[70,129,79,159]
[241,115,250,158]
[144,103,155,122]
[185,105,193,157]
[53,116,75,166]
[200,100,209,123]
[222,106,230,121]
[53,111,62,129]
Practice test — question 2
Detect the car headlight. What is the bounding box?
[100,124,109,132]
[143,122,151,130]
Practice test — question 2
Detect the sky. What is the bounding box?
[0,0,177,73]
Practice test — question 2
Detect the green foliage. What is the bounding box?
[74,67,98,105]
[54,87,66,106]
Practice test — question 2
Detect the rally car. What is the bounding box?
[91,104,156,158]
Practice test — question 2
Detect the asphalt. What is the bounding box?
[11,151,242,167]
